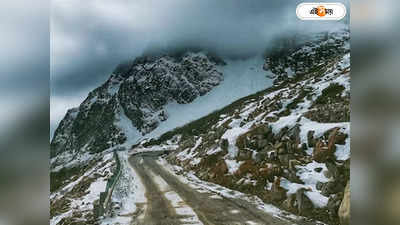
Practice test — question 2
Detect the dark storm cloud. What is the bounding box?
[51,0,285,94]
[51,0,349,132]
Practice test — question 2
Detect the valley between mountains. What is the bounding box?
[50,29,350,225]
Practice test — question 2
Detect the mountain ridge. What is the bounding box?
[51,51,224,166]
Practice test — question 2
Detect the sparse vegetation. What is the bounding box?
[278,89,311,117]
[315,83,345,105]
[50,166,84,192]
[50,197,71,218]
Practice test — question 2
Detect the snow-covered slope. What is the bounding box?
[50,153,115,225]
[139,29,350,225]
[147,55,274,138]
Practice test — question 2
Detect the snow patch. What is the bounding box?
[222,127,249,158]
[280,161,331,208]
[206,147,223,155]
[224,159,243,174]
[114,107,142,147]
[177,148,198,161]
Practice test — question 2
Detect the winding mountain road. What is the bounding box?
[128,152,312,225]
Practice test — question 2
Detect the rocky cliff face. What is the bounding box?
[51,52,224,167]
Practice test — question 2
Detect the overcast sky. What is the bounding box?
[51,0,349,136]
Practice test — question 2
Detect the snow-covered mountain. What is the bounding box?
[50,50,278,169]
[50,53,223,165]
[50,29,350,225]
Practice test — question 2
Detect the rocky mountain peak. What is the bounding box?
[51,52,224,166]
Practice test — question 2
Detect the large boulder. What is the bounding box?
[287,124,301,145]
[257,139,269,150]
[288,159,301,171]
[307,130,316,147]
[283,170,303,184]
[296,188,314,215]
[237,150,252,161]
[312,128,341,163]
[338,181,350,225]
[235,160,257,177]
[209,160,228,179]
[220,138,229,151]
[276,127,288,141]
[271,177,287,202]
[254,150,269,163]
[313,140,333,163]
[333,130,348,145]
[327,128,339,153]
[258,167,274,181]
[326,161,340,179]
[321,181,345,196]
